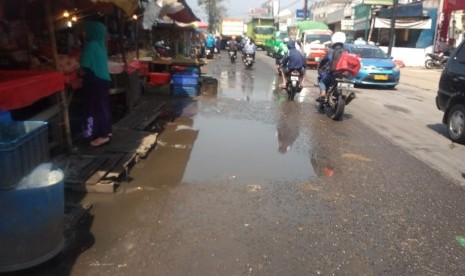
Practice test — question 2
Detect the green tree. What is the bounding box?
[197,0,227,33]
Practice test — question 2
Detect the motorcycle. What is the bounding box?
[154,40,172,58]
[205,48,214,59]
[425,53,448,69]
[276,54,284,75]
[284,70,303,101]
[319,76,356,121]
[229,50,236,63]
[243,53,254,68]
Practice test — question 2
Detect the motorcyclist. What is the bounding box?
[205,33,215,56]
[228,36,238,57]
[279,40,306,89]
[243,39,256,61]
[317,31,346,102]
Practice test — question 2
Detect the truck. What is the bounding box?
[287,21,333,68]
[246,17,275,50]
[219,18,244,49]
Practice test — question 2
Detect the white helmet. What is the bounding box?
[331,32,346,45]
[283,37,289,43]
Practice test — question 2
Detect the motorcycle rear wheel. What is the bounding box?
[425,59,435,69]
[287,87,296,101]
[326,88,345,121]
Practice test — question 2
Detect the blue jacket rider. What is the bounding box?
[280,40,306,88]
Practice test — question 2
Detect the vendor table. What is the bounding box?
[149,58,205,72]
[0,70,72,152]
[0,70,65,111]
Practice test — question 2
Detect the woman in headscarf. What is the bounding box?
[80,20,112,147]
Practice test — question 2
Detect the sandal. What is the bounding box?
[90,137,110,147]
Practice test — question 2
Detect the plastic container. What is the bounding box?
[0,169,64,272]
[148,72,171,85]
[172,66,200,76]
[0,121,49,189]
[171,84,199,97]
[171,74,199,85]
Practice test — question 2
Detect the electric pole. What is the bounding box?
[387,0,398,56]
[304,0,308,20]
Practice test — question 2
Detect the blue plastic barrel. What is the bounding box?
[0,175,64,272]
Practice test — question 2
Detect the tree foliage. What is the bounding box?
[197,0,227,33]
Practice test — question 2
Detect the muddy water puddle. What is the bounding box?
[181,113,316,184]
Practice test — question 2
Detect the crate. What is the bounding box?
[171,74,199,85]
[172,66,200,76]
[0,121,49,189]
[171,84,199,97]
[148,72,171,85]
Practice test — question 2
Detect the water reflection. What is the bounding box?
[276,99,301,154]
[240,71,255,101]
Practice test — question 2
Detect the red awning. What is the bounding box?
[142,0,200,30]
[164,0,199,24]
[443,0,465,12]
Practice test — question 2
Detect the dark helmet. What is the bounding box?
[287,40,296,49]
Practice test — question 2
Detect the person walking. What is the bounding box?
[80,20,112,147]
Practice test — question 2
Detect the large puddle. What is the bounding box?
[180,109,316,184]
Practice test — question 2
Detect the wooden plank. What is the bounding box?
[105,129,155,154]
[64,156,108,184]
[85,181,116,193]
[85,153,126,185]
[113,101,164,130]
[106,152,136,179]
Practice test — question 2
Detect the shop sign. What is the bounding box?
[363,0,393,5]
[341,19,354,31]
[295,9,311,19]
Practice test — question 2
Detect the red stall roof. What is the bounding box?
[443,0,465,12]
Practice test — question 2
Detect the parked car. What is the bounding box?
[436,39,465,144]
[344,43,400,88]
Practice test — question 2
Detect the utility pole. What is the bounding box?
[304,0,308,20]
[387,0,398,56]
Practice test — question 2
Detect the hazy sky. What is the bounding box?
[187,0,310,21]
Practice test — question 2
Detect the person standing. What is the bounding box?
[80,20,112,147]
[215,36,222,56]
[205,34,215,55]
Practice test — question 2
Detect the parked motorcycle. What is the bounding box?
[243,53,254,69]
[319,77,356,120]
[229,50,236,63]
[425,53,448,69]
[154,40,172,58]
[284,70,303,101]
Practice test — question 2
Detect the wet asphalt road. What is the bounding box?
[12,52,465,275]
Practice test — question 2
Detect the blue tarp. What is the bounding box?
[416,8,437,48]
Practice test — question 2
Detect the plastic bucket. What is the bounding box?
[0,169,64,272]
